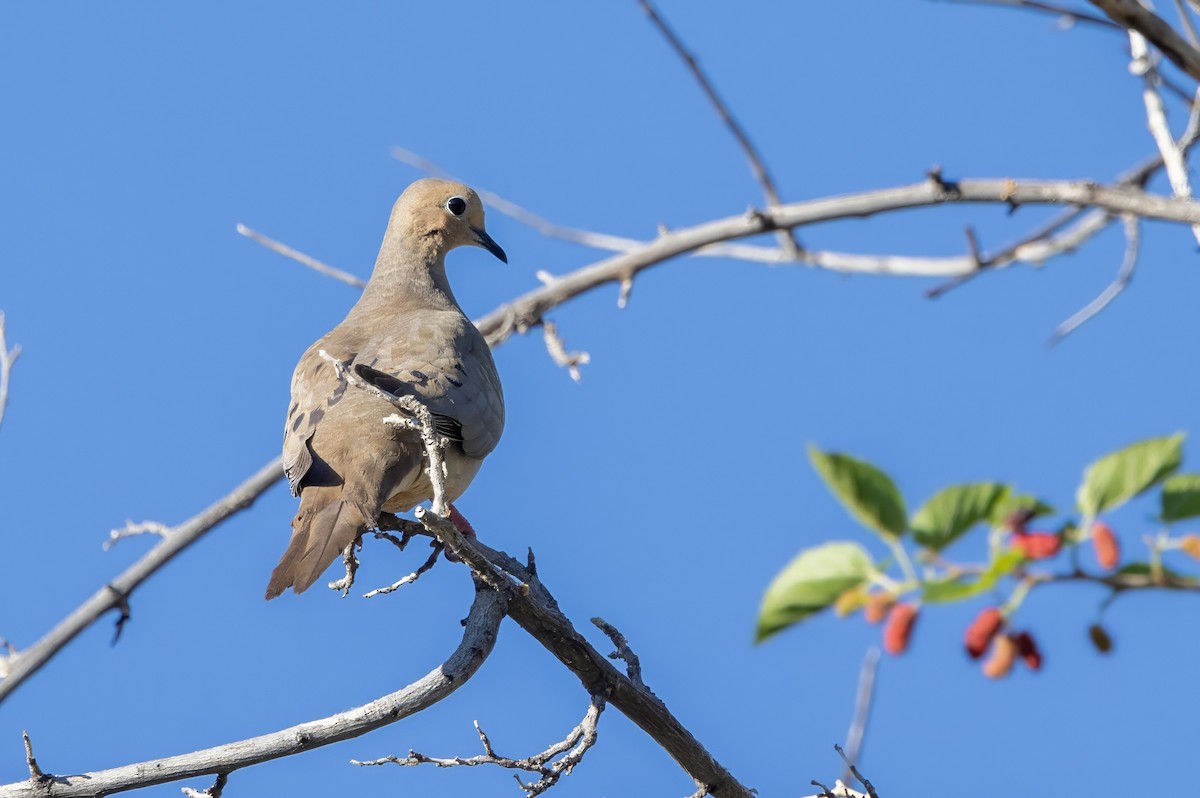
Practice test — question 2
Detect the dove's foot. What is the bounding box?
[443,503,477,562]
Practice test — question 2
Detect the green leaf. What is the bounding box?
[1161,474,1200,522]
[756,542,873,642]
[1077,434,1185,517]
[911,483,1010,550]
[922,550,1023,604]
[989,493,1055,527]
[808,446,907,539]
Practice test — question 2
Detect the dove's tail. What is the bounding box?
[266,486,371,599]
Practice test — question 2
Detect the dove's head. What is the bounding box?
[390,178,507,264]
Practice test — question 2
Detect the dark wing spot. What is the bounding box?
[409,370,429,386]
[356,364,405,397]
[290,411,306,432]
[309,407,325,425]
[289,401,299,415]
[328,377,349,406]
[447,376,463,388]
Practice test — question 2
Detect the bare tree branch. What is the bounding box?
[473,177,1200,348]
[1049,214,1141,343]
[0,313,20,431]
[0,458,284,702]
[941,0,1122,28]
[1088,0,1200,79]
[236,224,366,289]
[1128,24,1200,243]
[472,539,754,798]
[0,581,505,798]
[840,647,881,786]
[393,141,1194,297]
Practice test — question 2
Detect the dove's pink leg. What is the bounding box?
[448,504,477,539]
[444,503,477,562]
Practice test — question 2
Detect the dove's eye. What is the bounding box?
[446,197,467,216]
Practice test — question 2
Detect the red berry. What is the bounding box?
[883,603,918,655]
[1012,630,1042,671]
[1012,531,1061,560]
[982,634,1017,679]
[964,607,1005,660]
[1091,521,1120,571]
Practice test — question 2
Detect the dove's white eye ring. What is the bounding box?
[446,196,467,216]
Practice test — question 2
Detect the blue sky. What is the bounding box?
[2,2,1198,796]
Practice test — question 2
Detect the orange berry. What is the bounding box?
[834,587,868,617]
[1012,630,1042,671]
[1091,521,1120,571]
[1179,534,1200,562]
[863,592,895,625]
[964,607,1005,660]
[982,634,1017,679]
[883,603,918,656]
[1012,531,1061,560]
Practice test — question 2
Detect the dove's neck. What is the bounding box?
[358,234,461,313]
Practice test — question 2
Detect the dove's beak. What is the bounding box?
[471,227,507,264]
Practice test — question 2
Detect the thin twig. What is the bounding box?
[353,695,606,798]
[637,0,802,257]
[0,313,21,431]
[236,224,366,289]
[834,744,879,798]
[22,731,48,785]
[103,520,171,551]
[541,321,590,382]
[591,617,649,692]
[1049,214,1141,344]
[840,647,881,786]
[1175,0,1200,43]
[391,147,645,254]
[181,772,228,798]
[941,0,1122,28]
[363,541,443,598]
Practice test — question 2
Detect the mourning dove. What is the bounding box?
[266,178,507,599]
